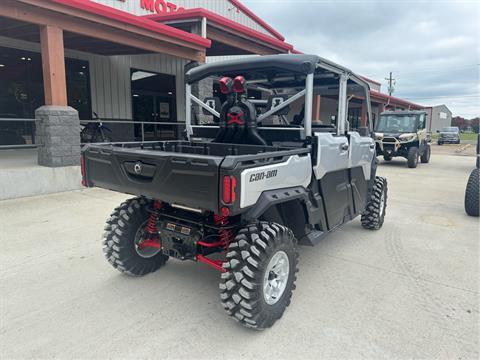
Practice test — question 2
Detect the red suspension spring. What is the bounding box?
[145,200,162,236]
[138,200,162,250]
[213,213,234,250]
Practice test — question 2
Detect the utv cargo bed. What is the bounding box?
[82,141,308,212]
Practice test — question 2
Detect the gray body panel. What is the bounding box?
[239,154,312,208]
[313,133,349,179]
[313,132,374,180]
[348,132,375,181]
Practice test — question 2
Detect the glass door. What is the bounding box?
[154,96,176,140]
[131,69,176,141]
[132,93,155,140]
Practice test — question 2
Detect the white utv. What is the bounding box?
[82,54,388,330]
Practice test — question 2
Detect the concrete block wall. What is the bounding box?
[35,106,81,167]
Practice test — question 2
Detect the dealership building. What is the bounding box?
[0,0,441,199]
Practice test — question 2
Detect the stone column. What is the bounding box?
[196,77,214,124]
[186,62,214,125]
[35,106,81,167]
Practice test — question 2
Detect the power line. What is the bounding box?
[385,72,395,96]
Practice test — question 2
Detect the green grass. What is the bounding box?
[460,132,479,141]
[431,132,478,141]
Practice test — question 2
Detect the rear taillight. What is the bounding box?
[81,155,86,187]
[222,175,237,204]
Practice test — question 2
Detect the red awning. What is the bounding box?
[144,8,293,53]
[370,90,424,109]
[50,0,211,48]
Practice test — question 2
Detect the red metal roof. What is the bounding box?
[361,76,381,86]
[144,8,293,52]
[370,90,424,109]
[50,0,211,48]
[227,0,285,41]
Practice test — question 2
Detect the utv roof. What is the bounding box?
[380,110,427,115]
[185,54,367,86]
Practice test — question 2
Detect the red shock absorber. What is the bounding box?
[214,213,234,250]
[197,213,234,250]
[146,200,161,235]
[196,213,235,272]
[138,200,162,250]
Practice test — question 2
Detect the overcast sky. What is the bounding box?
[243,0,480,118]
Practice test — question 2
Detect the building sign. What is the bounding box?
[140,0,184,14]
[159,102,170,119]
[439,112,447,119]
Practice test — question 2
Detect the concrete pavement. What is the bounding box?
[1,148,478,359]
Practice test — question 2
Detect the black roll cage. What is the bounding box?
[185,54,373,140]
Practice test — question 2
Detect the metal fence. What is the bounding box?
[0,118,186,149]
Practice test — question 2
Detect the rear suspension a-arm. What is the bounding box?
[195,213,235,272]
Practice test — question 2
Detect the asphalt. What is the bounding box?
[1,145,478,359]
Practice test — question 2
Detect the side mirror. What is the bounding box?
[436,130,439,133]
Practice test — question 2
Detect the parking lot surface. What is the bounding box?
[1,145,478,359]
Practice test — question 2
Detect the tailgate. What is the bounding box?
[82,145,223,212]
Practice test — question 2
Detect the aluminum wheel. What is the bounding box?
[263,251,290,305]
[134,220,161,258]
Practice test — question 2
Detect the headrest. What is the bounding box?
[202,97,221,115]
[266,94,290,116]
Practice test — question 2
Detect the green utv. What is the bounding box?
[374,110,431,168]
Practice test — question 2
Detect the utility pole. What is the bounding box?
[385,72,395,96]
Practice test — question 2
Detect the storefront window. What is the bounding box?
[0,46,91,119]
[65,58,91,120]
[0,47,44,119]
[0,46,91,145]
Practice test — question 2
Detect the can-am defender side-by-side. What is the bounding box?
[374,110,431,168]
[81,55,388,330]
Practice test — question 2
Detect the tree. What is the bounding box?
[470,117,479,133]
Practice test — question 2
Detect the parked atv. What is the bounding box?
[464,134,479,217]
[82,55,388,329]
[374,110,431,168]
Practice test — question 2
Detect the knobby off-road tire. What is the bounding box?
[464,168,479,217]
[219,222,298,330]
[420,144,431,163]
[102,197,168,276]
[407,147,419,168]
[383,155,392,162]
[361,176,388,230]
